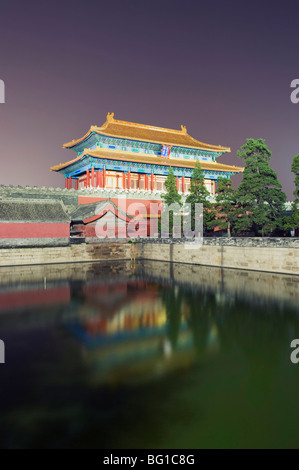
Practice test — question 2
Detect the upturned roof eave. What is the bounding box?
[62,114,231,153]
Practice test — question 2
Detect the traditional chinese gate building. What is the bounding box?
[51,113,242,197]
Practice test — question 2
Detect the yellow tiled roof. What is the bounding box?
[51,147,243,173]
[63,112,231,152]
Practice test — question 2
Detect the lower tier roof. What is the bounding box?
[51,148,243,174]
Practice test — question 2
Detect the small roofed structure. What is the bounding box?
[70,199,144,242]
[0,198,70,247]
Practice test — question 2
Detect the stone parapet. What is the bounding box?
[0,238,298,275]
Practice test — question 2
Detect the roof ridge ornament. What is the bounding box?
[181,125,187,134]
[107,112,115,122]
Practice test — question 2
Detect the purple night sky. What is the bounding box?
[0,0,299,199]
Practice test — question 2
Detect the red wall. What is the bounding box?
[74,222,128,238]
[0,223,70,239]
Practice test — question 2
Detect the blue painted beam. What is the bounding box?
[59,154,234,180]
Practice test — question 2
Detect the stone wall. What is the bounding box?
[0,242,132,267]
[0,238,299,275]
[140,237,299,247]
[136,238,299,275]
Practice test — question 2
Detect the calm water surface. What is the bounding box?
[0,260,299,449]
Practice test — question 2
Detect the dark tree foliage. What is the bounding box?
[186,160,216,233]
[161,167,182,236]
[284,154,299,233]
[162,167,182,206]
[215,177,238,237]
[291,155,299,201]
[236,138,286,235]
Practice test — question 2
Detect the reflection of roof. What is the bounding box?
[0,199,70,222]
[80,281,159,320]
[63,112,231,152]
[69,319,190,348]
[71,199,132,223]
[51,147,244,173]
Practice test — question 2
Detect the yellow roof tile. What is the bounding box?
[63,112,231,152]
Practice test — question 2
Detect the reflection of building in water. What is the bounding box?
[0,283,70,312]
[0,265,221,386]
[75,281,187,342]
[84,298,167,335]
[68,281,197,385]
[71,323,195,386]
[82,281,167,336]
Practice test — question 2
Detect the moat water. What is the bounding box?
[0,260,299,449]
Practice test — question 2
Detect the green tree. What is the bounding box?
[291,154,299,201]
[162,167,182,206]
[283,207,299,233]
[215,177,238,237]
[186,160,216,233]
[284,155,299,234]
[236,138,286,236]
[161,167,182,236]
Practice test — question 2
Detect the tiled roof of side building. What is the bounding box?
[0,199,70,222]
[71,199,132,223]
[63,112,231,152]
